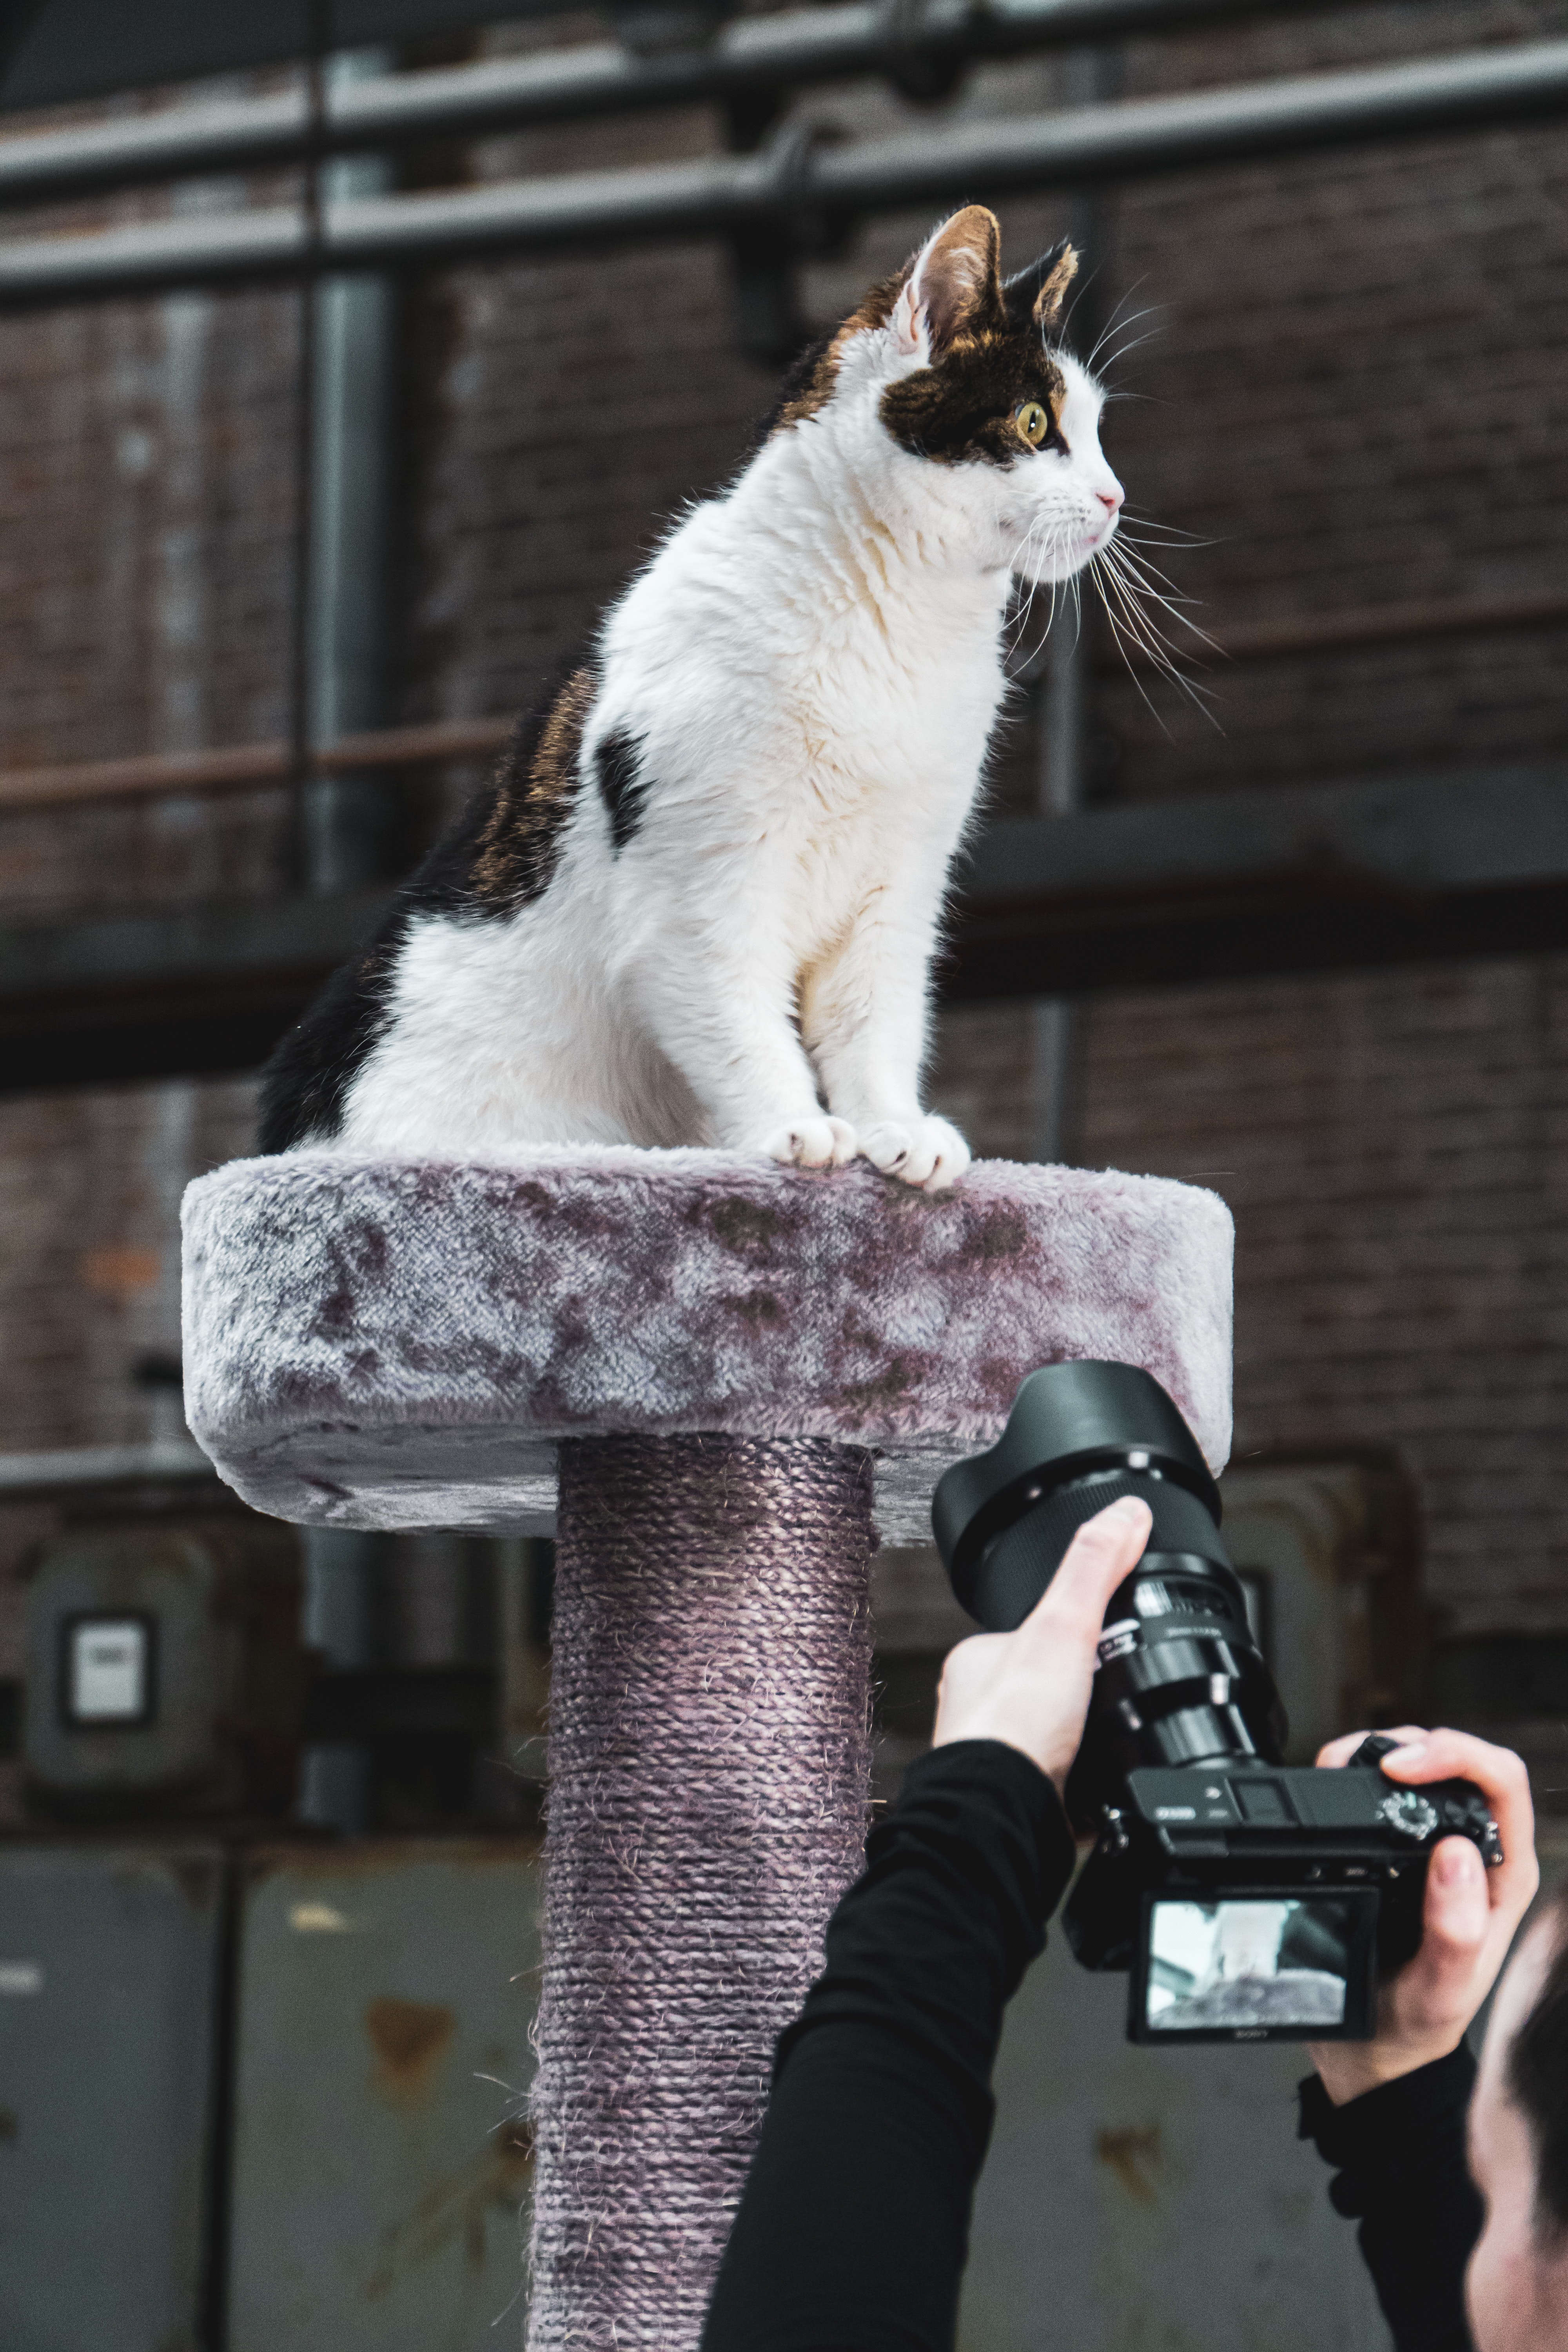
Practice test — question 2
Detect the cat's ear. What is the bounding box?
[892,206,1004,359]
[1004,238,1078,334]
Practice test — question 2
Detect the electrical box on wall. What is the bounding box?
[22,1515,307,1815]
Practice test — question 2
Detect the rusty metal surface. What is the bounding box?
[962,1918,1388,2350]
[226,1837,541,2352]
[0,1841,225,2352]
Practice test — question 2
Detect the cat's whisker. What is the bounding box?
[1116,512,1216,547]
[1092,545,1221,725]
[1098,553,1213,688]
[1092,327,1162,383]
[1088,562,1178,737]
[1081,281,1154,376]
[1103,542,1223,658]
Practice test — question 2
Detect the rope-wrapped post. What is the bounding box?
[530,1434,876,2350]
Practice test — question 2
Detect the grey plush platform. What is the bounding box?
[181,1148,1233,1542]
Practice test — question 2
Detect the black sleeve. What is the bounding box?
[1298,2044,1482,2352]
[701,1739,1078,2352]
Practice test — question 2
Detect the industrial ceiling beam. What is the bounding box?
[0,0,1372,206]
[2,37,1566,305]
[3,764,1565,1094]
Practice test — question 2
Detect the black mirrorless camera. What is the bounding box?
[933,1362,1503,2045]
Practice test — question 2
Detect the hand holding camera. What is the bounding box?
[932,1363,1536,2051]
[1307,1723,1538,2103]
[932,1492,1153,1793]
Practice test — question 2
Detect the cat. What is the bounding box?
[258,203,1124,1191]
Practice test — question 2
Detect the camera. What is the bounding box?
[932,1363,1503,2044]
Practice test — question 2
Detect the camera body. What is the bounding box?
[933,1362,1503,2045]
[1074,1739,1502,2042]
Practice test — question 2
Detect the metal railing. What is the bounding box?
[2,38,1567,303]
[0,0,1397,205]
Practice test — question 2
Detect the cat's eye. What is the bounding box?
[1015,401,1051,448]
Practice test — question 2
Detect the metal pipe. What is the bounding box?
[0,0,1384,206]
[0,1440,216,1499]
[0,716,513,816]
[3,588,1564,818]
[300,49,401,897]
[2,37,1566,305]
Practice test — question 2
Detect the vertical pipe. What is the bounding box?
[295,49,401,1828]
[1029,41,1117,1167]
[530,1433,875,2350]
[300,47,399,894]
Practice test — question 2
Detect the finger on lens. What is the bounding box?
[1027,1499,1152,1634]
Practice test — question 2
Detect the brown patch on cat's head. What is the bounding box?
[472,666,593,911]
[766,263,910,437]
[762,208,1080,469]
[880,209,1075,468]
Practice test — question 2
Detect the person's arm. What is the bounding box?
[701,1495,1153,2352]
[1300,1727,1539,2352]
[701,1739,1075,2352]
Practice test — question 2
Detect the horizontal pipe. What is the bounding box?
[0,715,513,815]
[0,1440,216,1498]
[1,38,1566,305]
[5,766,1568,1094]
[0,0,1365,206]
[1095,586,1568,675]
[2,592,1561,818]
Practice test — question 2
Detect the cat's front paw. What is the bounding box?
[862,1116,971,1192]
[762,1115,859,1171]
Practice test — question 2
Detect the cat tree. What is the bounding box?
[182,1146,1232,2349]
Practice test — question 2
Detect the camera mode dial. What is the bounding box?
[1377,1789,1440,1841]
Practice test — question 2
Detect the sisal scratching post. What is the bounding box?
[182,1148,1234,2348]
[537,1435,875,2345]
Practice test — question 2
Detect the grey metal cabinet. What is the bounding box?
[225,1837,541,2352]
[0,1842,225,2352]
[961,1918,1388,2352]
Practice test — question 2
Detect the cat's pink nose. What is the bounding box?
[1097,486,1123,512]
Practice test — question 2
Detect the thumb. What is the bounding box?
[1410,1837,1489,1999]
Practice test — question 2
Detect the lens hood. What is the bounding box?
[932,1361,1222,1604]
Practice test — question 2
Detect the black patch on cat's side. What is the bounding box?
[419,657,595,918]
[256,911,408,1154]
[879,330,1068,468]
[256,648,598,1152]
[595,729,646,850]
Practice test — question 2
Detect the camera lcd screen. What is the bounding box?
[1133,1892,1378,2042]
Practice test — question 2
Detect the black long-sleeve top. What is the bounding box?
[702,1739,1483,2352]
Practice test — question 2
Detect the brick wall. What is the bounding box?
[933,954,1568,1637]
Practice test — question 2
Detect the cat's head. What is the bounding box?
[773,205,1122,584]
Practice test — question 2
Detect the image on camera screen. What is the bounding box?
[1143,1897,1362,2033]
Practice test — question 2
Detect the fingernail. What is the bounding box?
[1435,1841,1472,1885]
[1387,1742,1427,1765]
[1106,1498,1149,1523]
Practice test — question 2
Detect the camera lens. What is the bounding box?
[932,1362,1287,1816]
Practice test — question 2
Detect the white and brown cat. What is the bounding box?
[260,204,1124,1191]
